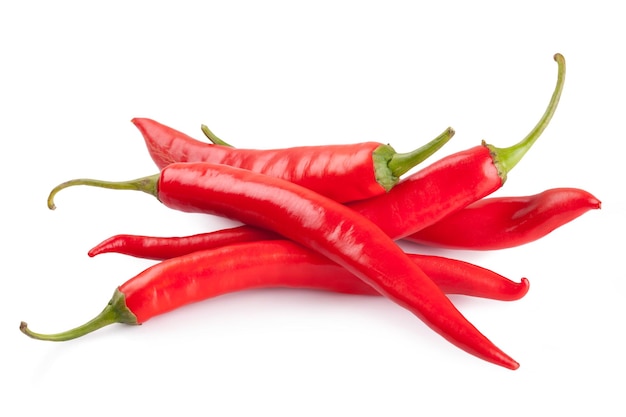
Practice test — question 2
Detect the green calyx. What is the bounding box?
[373,126,455,192]
[47,173,160,210]
[20,289,138,342]
[487,53,566,183]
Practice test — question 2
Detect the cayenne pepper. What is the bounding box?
[133,117,455,203]
[86,234,530,300]
[20,241,529,341]
[87,186,598,257]
[43,162,520,369]
[405,187,601,250]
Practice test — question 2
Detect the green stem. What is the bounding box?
[372,126,455,191]
[201,124,233,147]
[387,126,455,177]
[487,53,566,181]
[19,289,138,342]
[47,174,160,210]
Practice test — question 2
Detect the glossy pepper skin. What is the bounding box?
[20,241,529,342]
[351,145,501,238]
[133,117,454,203]
[406,188,601,250]
[87,237,530,301]
[89,186,599,258]
[45,162,519,370]
[120,243,530,304]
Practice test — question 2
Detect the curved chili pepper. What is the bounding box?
[133,117,455,203]
[20,241,529,343]
[406,188,601,250]
[87,233,530,300]
[93,236,529,301]
[89,185,598,258]
[45,163,520,370]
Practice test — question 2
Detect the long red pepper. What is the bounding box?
[406,187,601,250]
[43,163,519,369]
[133,117,454,203]
[20,241,529,342]
[86,234,530,300]
[88,187,599,257]
[121,54,565,244]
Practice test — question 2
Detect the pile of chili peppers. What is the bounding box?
[20,53,601,370]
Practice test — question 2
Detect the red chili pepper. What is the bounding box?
[20,241,529,343]
[45,163,520,369]
[89,228,529,301]
[89,186,598,258]
[87,233,529,300]
[133,117,454,203]
[405,187,601,250]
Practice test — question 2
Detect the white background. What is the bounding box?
[2,1,624,416]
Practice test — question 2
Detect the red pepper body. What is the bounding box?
[349,145,502,239]
[406,188,601,250]
[21,237,529,343]
[133,117,385,203]
[120,241,529,324]
[152,162,518,369]
[90,186,599,258]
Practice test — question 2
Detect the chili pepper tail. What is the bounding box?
[87,226,280,259]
